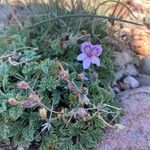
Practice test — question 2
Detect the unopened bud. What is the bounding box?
[19,99,39,108]
[59,69,69,79]
[17,81,29,89]
[29,93,41,101]
[82,87,89,95]
[8,98,18,105]
[78,73,85,81]
[79,95,90,105]
[39,108,47,119]
[62,43,68,49]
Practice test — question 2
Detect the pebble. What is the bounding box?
[17,146,24,150]
[137,74,150,86]
[115,69,125,81]
[126,64,138,76]
[139,56,150,75]
[123,76,139,89]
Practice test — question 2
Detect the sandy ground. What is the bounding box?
[96,86,150,150]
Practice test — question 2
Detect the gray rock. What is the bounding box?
[113,87,121,93]
[17,146,24,150]
[123,76,139,89]
[139,56,150,75]
[113,51,133,67]
[115,69,126,81]
[137,74,150,86]
[126,64,138,76]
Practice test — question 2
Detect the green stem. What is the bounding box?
[23,14,143,31]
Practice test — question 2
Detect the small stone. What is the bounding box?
[114,51,133,67]
[17,146,24,150]
[113,87,121,93]
[115,69,126,81]
[137,74,150,86]
[123,76,139,89]
[126,64,138,76]
[139,56,150,75]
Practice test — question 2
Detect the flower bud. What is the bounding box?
[19,99,39,108]
[76,108,87,118]
[59,69,69,80]
[39,108,47,120]
[78,73,85,81]
[62,43,68,49]
[82,87,89,95]
[29,93,41,101]
[17,81,29,89]
[79,95,90,105]
[8,98,18,105]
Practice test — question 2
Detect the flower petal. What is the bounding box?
[83,58,91,69]
[77,53,87,61]
[91,57,100,66]
[80,41,93,53]
[92,45,102,56]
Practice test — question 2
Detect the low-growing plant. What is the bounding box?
[0,2,122,149]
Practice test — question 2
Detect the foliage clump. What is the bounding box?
[0,14,121,150]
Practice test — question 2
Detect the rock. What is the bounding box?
[115,69,125,81]
[139,56,150,75]
[129,29,150,56]
[96,87,150,150]
[113,87,121,93]
[123,76,139,89]
[137,74,150,86]
[115,64,138,80]
[17,146,24,150]
[113,51,133,67]
[126,64,138,76]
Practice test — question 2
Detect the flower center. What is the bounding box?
[86,50,93,58]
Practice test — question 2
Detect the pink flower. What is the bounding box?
[77,42,102,69]
[17,81,29,89]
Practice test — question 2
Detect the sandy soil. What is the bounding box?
[96,86,150,150]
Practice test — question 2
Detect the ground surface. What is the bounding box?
[96,86,150,150]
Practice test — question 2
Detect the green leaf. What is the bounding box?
[22,126,35,142]
[39,76,60,91]
[10,34,22,43]
[57,138,73,150]
[0,90,8,113]
[80,132,96,148]
[0,63,9,81]
[9,106,23,120]
[0,124,10,140]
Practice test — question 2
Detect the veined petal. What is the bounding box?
[92,45,102,56]
[91,57,100,66]
[83,58,91,69]
[80,42,93,53]
[77,53,87,61]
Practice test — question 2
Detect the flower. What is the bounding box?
[17,81,29,89]
[77,42,102,69]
